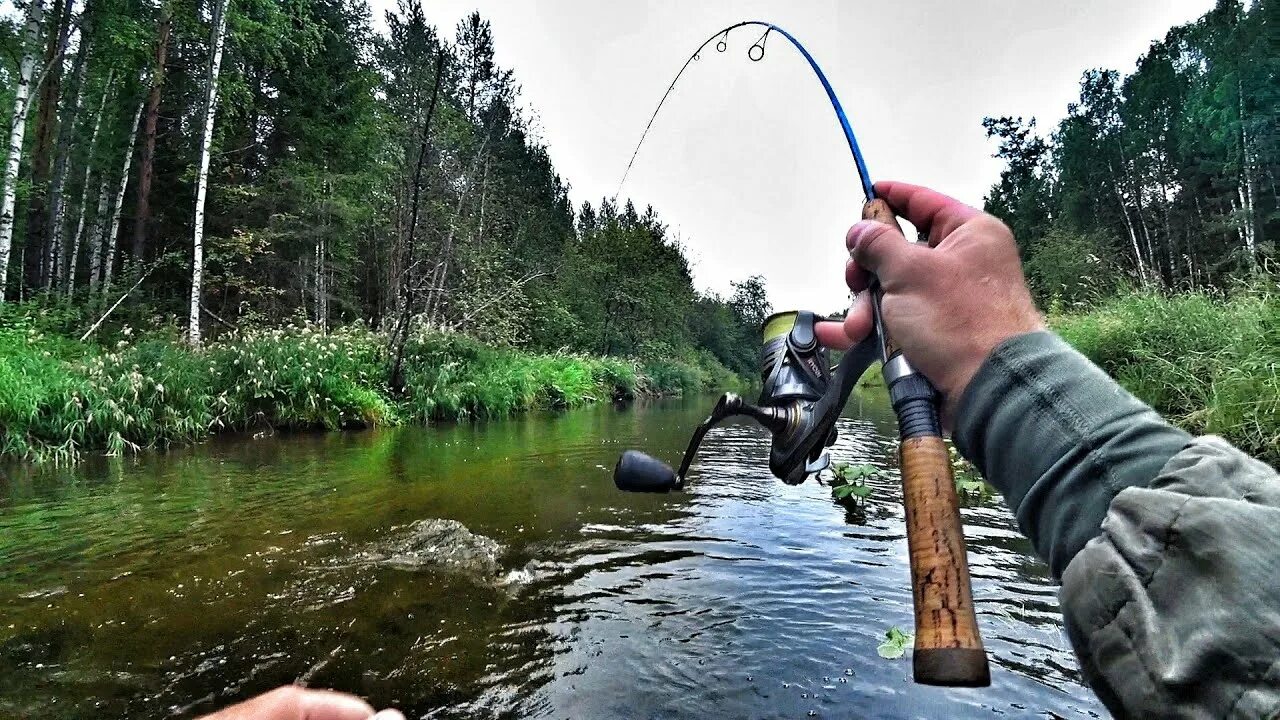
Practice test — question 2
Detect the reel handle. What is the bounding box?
[862,198,990,687]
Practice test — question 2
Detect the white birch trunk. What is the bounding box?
[188,0,229,349]
[1236,184,1256,258]
[100,100,143,297]
[86,176,108,295]
[48,47,89,289]
[1108,160,1147,285]
[0,0,48,301]
[1238,79,1260,267]
[65,70,112,295]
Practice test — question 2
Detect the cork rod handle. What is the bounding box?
[862,198,990,687]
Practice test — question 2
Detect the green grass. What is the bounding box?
[0,311,738,463]
[1053,281,1279,464]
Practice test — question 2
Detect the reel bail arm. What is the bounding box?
[613,393,786,494]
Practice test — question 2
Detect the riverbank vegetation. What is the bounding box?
[1052,284,1278,464]
[984,1,1278,464]
[0,303,741,462]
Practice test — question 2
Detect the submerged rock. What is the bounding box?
[378,519,505,579]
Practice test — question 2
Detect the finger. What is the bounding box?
[371,711,406,720]
[197,687,378,720]
[297,690,380,720]
[844,221,887,292]
[844,257,869,293]
[874,180,980,245]
[842,291,874,345]
[815,320,852,350]
[847,220,932,284]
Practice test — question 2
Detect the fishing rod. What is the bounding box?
[610,21,990,688]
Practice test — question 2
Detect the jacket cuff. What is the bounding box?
[952,331,1191,577]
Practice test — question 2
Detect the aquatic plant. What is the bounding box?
[830,462,881,502]
[877,626,914,659]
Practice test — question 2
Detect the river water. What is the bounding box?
[0,389,1106,719]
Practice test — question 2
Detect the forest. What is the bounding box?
[0,0,769,459]
[983,0,1277,461]
[0,0,1275,463]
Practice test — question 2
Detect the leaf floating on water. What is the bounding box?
[877,626,913,660]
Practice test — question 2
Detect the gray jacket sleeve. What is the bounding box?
[953,331,1280,720]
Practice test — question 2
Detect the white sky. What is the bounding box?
[371,0,1215,313]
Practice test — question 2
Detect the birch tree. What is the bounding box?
[100,100,143,297]
[46,38,90,289]
[65,69,112,295]
[188,0,230,348]
[0,0,48,302]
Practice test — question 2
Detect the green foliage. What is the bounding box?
[1024,225,1123,308]
[1054,283,1279,463]
[399,330,642,423]
[949,445,994,499]
[830,462,883,502]
[877,627,914,660]
[986,1,1278,291]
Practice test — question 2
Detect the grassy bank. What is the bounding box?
[0,316,739,463]
[1052,284,1278,464]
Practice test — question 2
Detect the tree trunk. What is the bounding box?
[47,33,89,290]
[1237,78,1262,268]
[188,0,229,349]
[0,0,48,302]
[65,70,111,296]
[86,176,108,296]
[426,133,493,325]
[100,100,143,298]
[24,0,72,291]
[1107,160,1147,285]
[387,50,446,391]
[132,4,172,268]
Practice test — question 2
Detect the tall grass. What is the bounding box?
[1053,282,1279,464]
[0,315,734,463]
[399,330,643,423]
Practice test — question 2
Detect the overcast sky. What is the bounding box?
[371,0,1215,313]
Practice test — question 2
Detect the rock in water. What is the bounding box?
[379,518,504,579]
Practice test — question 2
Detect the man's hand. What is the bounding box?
[197,685,405,720]
[815,180,1043,423]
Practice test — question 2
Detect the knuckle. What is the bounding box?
[854,222,897,259]
[976,215,1015,244]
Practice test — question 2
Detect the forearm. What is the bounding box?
[951,330,1190,577]
[952,331,1280,719]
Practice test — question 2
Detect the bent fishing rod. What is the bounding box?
[610,21,990,688]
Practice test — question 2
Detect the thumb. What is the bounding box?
[846,220,929,285]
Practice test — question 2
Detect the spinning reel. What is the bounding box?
[614,310,879,491]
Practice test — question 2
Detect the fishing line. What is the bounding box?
[613,20,875,203]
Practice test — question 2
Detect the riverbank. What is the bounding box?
[1052,284,1278,465]
[0,320,741,463]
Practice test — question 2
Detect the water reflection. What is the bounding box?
[0,391,1104,719]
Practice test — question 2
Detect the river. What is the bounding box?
[0,389,1107,719]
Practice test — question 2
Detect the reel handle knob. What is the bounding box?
[614,450,681,493]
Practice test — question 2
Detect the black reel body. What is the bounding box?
[614,310,880,492]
